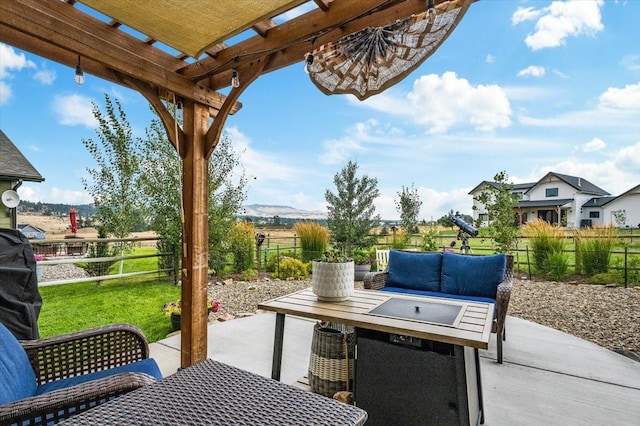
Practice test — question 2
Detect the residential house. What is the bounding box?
[17,224,46,240]
[0,130,45,229]
[470,172,639,229]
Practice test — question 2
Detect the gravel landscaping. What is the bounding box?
[207,276,640,357]
[39,264,640,357]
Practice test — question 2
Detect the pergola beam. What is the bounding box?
[180,0,430,83]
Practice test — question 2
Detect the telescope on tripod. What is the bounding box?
[449,214,478,254]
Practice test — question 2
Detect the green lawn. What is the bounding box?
[38,279,181,343]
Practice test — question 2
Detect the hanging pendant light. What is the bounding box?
[74,56,84,85]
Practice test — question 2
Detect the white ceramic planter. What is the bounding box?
[311,261,355,302]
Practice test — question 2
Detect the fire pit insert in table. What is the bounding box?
[367,297,464,327]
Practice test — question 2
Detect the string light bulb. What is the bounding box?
[304,53,314,74]
[74,56,84,85]
[231,69,240,88]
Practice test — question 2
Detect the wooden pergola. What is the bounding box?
[0,0,474,368]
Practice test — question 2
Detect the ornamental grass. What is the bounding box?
[574,224,617,275]
[521,220,567,273]
[293,222,329,262]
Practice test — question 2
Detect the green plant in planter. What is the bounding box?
[162,297,220,316]
[352,249,372,265]
[317,249,351,263]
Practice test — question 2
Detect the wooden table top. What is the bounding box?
[259,288,494,349]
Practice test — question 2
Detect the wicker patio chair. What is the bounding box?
[364,253,513,363]
[0,322,162,426]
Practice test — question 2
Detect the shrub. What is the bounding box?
[273,257,309,280]
[420,225,440,252]
[391,228,408,249]
[522,220,566,273]
[574,225,616,275]
[293,222,329,262]
[228,221,256,273]
[265,250,299,273]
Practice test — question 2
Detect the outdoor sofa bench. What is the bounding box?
[364,250,513,363]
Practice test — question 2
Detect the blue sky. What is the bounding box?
[1,0,639,221]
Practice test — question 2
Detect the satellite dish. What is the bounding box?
[1,190,20,208]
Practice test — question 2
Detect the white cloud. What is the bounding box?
[519,0,604,50]
[319,119,378,165]
[225,126,306,183]
[582,137,606,152]
[33,69,56,85]
[614,141,640,172]
[552,69,569,79]
[517,65,546,78]
[599,82,640,110]
[0,43,36,104]
[54,94,97,127]
[620,55,640,72]
[0,81,12,105]
[485,54,495,64]
[0,43,35,79]
[511,7,542,25]
[362,72,512,133]
[18,185,92,204]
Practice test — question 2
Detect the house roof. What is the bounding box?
[583,183,640,207]
[527,172,609,196]
[0,130,45,182]
[468,180,534,195]
[18,224,46,233]
[515,199,573,209]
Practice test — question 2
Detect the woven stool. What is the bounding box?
[308,322,355,398]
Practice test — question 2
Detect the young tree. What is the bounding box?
[82,95,142,239]
[138,115,247,276]
[473,171,519,253]
[325,161,380,255]
[82,95,142,274]
[395,183,422,235]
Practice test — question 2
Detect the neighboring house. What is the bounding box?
[17,224,46,240]
[470,172,639,229]
[0,130,45,229]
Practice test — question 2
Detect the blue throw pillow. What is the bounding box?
[387,250,442,292]
[0,321,38,404]
[441,253,506,299]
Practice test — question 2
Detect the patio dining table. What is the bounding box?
[60,358,367,425]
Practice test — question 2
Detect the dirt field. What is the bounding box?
[18,213,157,239]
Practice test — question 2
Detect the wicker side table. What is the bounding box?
[60,358,367,425]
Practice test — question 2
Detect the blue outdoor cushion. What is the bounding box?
[441,253,506,299]
[0,321,38,404]
[387,250,442,292]
[36,358,162,395]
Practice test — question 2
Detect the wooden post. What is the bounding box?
[180,100,210,368]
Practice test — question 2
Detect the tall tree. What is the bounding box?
[395,183,422,235]
[82,95,142,275]
[325,161,380,255]
[473,171,519,253]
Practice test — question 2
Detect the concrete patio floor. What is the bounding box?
[150,314,640,425]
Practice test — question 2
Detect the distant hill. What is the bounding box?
[17,201,95,217]
[17,201,324,221]
[241,204,326,219]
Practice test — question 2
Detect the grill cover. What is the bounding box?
[0,228,42,340]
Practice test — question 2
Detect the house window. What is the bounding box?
[545,188,558,197]
[589,211,600,218]
[512,191,523,200]
[479,213,488,222]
